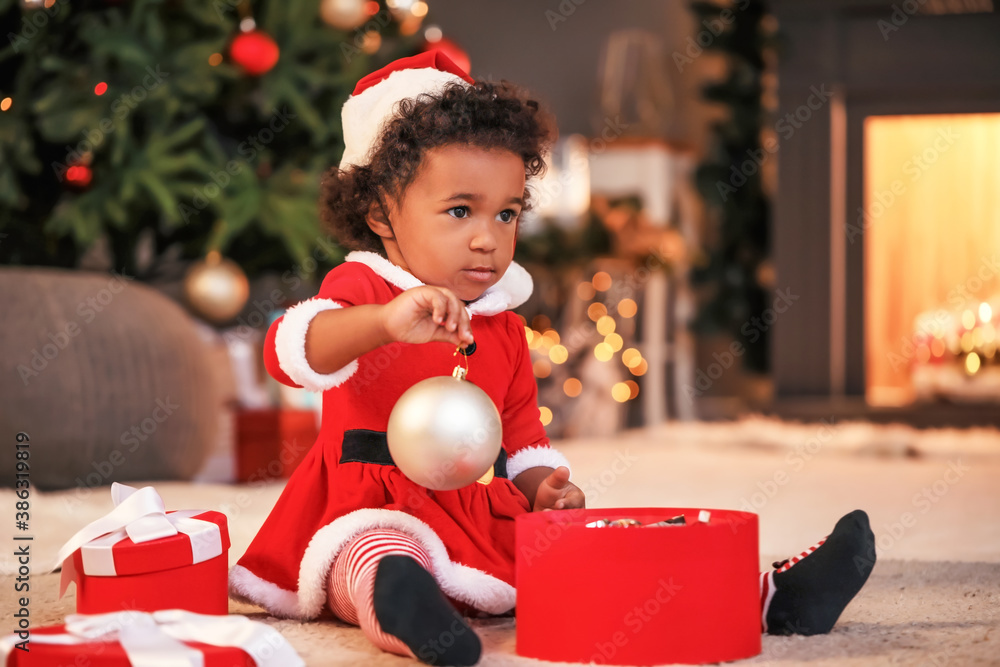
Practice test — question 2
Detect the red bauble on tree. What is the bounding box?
[230,30,280,76]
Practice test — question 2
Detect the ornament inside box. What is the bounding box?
[516,508,761,666]
[56,484,230,615]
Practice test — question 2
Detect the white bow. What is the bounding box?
[52,483,221,578]
[1,610,303,667]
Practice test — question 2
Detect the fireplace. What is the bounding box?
[863,113,1000,405]
[769,0,1000,418]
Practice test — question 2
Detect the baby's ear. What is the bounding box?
[365,201,394,239]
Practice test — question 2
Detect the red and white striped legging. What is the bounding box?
[327,529,434,658]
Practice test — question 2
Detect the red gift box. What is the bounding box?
[1,610,304,667]
[55,485,230,614]
[516,507,761,666]
[235,409,317,482]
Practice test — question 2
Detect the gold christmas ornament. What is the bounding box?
[387,364,502,491]
[320,0,369,29]
[183,251,250,324]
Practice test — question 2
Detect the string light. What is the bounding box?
[629,359,648,376]
[622,348,642,368]
[980,302,993,323]
[592,271,612,291]
[625,380,640,400]
[965,352,981,375]
[539,406,553,426]
[533,359,552,378]
[596,315,616,336]
[0,97,11,111]
[208,53,223,66]
[611,382,631,403]
[594,343,614,362]
[604,333,623,352]
[577,281,596,300]
[94,82,108,96]
[587,303,607,322]
[563,378,582,397]
[549,344,568,364]
[961,310,976,329]
[617,298,637,318]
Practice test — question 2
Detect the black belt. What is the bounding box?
[339,429,508,480]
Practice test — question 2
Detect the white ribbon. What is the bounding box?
[52,483,222,576]
[0,610,304,667]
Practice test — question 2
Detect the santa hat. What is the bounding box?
[339,50,475,170]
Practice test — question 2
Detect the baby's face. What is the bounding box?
[377,144,525,302]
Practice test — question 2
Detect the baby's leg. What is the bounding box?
[327,529,481,665]
[758,509,876,635]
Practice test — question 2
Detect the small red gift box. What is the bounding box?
[1,610,304,667]
[516,507,761,666]
[235,409,316,482]
[55,484,230,614]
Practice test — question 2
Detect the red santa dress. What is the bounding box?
[228,251,571,619]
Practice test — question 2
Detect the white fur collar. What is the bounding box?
[345,251,533,317]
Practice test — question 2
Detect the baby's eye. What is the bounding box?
[447,206,469,219]
[496,209,519,223]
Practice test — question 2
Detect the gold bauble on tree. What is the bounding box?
[183,251,250,324]
[387,365,503,491]
[320,0,369,29]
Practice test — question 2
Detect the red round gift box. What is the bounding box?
[515,508,761,665]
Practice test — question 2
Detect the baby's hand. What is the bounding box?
[532,466,586,512]
[381,286,474,349]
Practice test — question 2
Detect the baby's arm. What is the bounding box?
[514,465,585,512]
[305,285,474,374]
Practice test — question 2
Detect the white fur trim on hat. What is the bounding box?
[228,509,517,619]
[274,298,359,391]
[345,251,533,317]
[506,445,572,481]
[340,68,472,170]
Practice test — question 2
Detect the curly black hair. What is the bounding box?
[320,80,557,255]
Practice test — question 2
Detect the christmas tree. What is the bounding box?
[688,0,777,372]
[0,0,424,277]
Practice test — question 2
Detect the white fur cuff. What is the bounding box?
[506,445,572,481]
[274,299,359,392]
